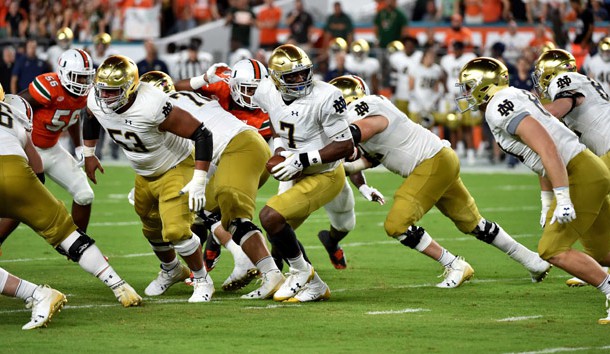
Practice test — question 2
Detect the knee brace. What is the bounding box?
[73,189,94,206]
[148,240,173,252]
[229,218,261,246]
[470,219,499,244]
[56,229,96,262]
[399,225,432,252]
[172,236,201,257]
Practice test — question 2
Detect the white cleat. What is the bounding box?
[188,275,215,303]
[222,255,260,291]
[285,272,331,303]
[111,281,142,307]
[241,270,285,299]
[599,295,610,325]
[145,263,191,296]
[436,256,474,289]
[22,285,67,330]
[526,259,552,283]
[273,264,315,302]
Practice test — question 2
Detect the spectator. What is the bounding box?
[323,2,354,47]
[173,1,197,33]
[5,1,26,38]
[10,39,49,94]
[435,0,458,22]
[374,0,409,49]
[257,0,282,51]
[193,0,220,24]
[483,0,511,23]
[285,0,314,52]
[461,0,484,24]
[225,0,256,51]
[0,45,16,90]
[569,0,595,69]
[593,0,609,21]
[524,0,546,23]
[324,51,353,82]
[444,14,473,50]
[137,40,169,75]
[528,24,555,57]
[495,20,526,66]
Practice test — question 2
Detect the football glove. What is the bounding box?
[179,170,207,212]
[205,63,231,84]
[539,190,553,228]
[550,187,576,224]
[358,184,385,205]
[271,151,304,181]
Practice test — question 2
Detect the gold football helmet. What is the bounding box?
[94,55,140,113]
[540,41,556,54]
[533,49,576,99]
[268,44,313,99]
[56,27,74,50]
[329,75,368,105]
[351,39,370,59]
[456,57,509,112]
[387,40,405,55]
[140,71,175,94]
[94,33,112,46]
[329,37,348,53]
[0,83,5,101]
[599,37,610,62]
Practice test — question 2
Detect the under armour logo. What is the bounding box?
[557,75,572,89]
[291,111,299,116]
[125,119,132,125]
[497,99,515,117]
[354,101,369,116]
[333,97,347,114]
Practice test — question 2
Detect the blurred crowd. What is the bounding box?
[1,0,610,166]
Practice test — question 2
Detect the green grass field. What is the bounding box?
[1,165,609,353]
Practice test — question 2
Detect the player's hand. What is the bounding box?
[84,156,104,184]
[204,63,231,84]
[127,187,135,206]
[179,170,207,211]
[74,146,85,167]
[550,187,576,224]
[539,190,553,228]
[358,184,385,205]
[271,151,304,181]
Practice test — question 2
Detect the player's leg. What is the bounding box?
[319,180,355,269]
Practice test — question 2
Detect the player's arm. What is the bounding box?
[174,63,230,91]
[351,115,389,144]
[18,88,44,110]
[542,90,585,119]
[82,108,104,184]
[349,171,385,205]
[24,134,44,178]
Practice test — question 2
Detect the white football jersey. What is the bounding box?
[344,55,380,87]
[253,78,352,175]
[0,101,29,159]
[87,82,192,177]
[486,87,585,176]
[440,52,477,98]
[346,95,447,177]
[582,54,610,94]
[547,72,610,156]
[410,63,444,112]
[168,91,255,165]
[390,50,423,100]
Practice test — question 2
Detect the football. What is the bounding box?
[266,154,286,174]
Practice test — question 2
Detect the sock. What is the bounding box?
[256,256,279,274]
[97,266,123,288]
[225,240,241,257]
[329,226,349,243]
[77,244,124,287]
[161,258,179,271]
[15,280,37,300]
[192,267,208,280]
[287,254,309,271]
[597,274,610,296]
[437,249,457,267]
[268,223,301,259]
[490,227,540,267]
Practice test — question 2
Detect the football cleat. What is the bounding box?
[284,272,331,303]
[145,263,191,296]
[273,264,315,301]
[222,253,260,291]
[526,259,552,283]
[22,285,67,330]
[188,275,215,303]
[241,270,285,299]
[599,295,610,324]
[436,256,474,289]
[317,230,347,270]
[204,232,221,272]
[111,280,142,307]
[566,267,610,287]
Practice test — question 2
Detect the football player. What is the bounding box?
[46,27,74,73]
[387,36,422,116]
[457,57,610,324]
[0,86,141,308]
[533,49,610,286]
[408,46,446,129]
[582,37,610,94]
[0,48,97,243]
[253,44,355,302]
[332,75,551,288]
[141,71,286,299]
[345,39,380,94]
[83,55,214,303]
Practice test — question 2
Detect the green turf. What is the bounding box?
[1,166,609,353]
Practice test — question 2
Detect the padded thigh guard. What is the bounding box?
[399,225,432,251]
[229,218,262,246]
[56,229,96,262]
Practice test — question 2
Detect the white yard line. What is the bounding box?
[366,308,430,315]
[506,345,610,354]
[497,315,543,322]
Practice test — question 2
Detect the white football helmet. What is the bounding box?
[57,49,95,97]
[4,94,33,131]
[229,59,268,109]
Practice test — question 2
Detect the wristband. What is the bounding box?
[272,137,284,150]
[83,146,96,157]
[552,187,571,204]
[344,158,367,174]
[540,190,553,209]
[190,76,207,90]
[299,150,322,168]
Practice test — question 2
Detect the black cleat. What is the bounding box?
[317,230,346,269]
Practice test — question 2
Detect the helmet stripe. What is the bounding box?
[76,49,91,69]
[249,59,261,80]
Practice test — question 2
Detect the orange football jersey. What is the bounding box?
[29,73,88,148]
[199,81,272,139]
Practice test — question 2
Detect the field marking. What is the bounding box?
[496,315,543,322]
[244,304,302,310]
[366,308,430,315]
[506,345,610,354]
